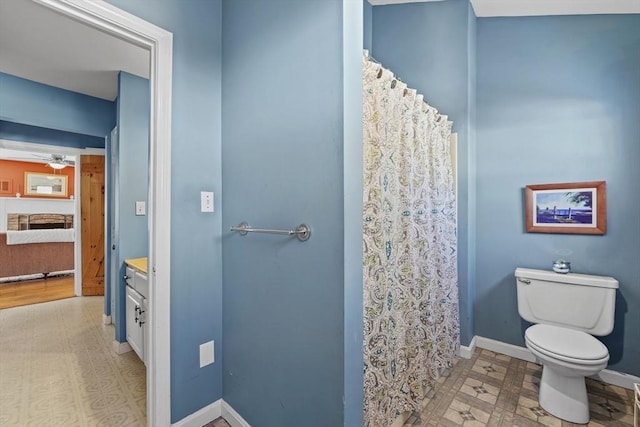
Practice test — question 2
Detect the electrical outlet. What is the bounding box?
[199,340,214,367]
[200,191,214,212]
[135,201,146,216]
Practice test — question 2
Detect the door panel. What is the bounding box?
[81,155,105,296]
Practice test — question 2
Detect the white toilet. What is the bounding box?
[515,267,618,424]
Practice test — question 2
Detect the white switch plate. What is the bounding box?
[201,191,214,213]
[199,340,214,367]
[135,201,146,216]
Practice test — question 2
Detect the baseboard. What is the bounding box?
[472,335,640,390]
[475,335,536,363]
[172,400,222,427]
[458,336,477,359]
[171,399,251,427]
[222,400,251,427]
[592,369,640,391]
[112,340,132,354]
[102,314,112,325]
[0,270,74,284]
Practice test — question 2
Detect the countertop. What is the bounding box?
[125,257,148,274]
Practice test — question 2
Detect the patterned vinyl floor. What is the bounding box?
[401,349,636,427]
[0,296,146,426]
[1,297,634,427]
[206,349,636,427]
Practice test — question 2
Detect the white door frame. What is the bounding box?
[34,1,173,425]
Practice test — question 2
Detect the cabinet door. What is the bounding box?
[142,297,149,366]
[126,286,145,361]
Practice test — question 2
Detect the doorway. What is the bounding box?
[1,0,173,423]
[0,142,95,308]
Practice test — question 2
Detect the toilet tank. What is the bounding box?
[515,267,618,336]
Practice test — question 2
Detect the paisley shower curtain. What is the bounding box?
[362,53,460,426]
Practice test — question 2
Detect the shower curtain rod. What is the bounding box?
[363,49,381,65]
[363,49,405,85]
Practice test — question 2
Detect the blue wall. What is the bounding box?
[221,1,345,425]
[0,121,105,149]
[104,0,223,421]
[363,0,372,52]
[476,15,640,376]
[371,0,477,345]
[0,72,115,139]
[113,72,150,342]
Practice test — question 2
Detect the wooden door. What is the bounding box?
[81,155,105,296]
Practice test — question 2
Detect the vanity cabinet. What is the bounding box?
[126,285,145,362]
[124,258,148,365]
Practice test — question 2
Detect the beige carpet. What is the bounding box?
[0,296,146,426]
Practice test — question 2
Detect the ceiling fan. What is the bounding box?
[6,153,75,169]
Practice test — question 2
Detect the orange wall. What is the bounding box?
[0,159,75,198]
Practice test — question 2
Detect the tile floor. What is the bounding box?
[401,349,636,427]
[204,417,232,427]
[206,349,635,427]
[0,296,146,426]
[2,296,633,427]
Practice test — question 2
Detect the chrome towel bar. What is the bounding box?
[230,222,311,242]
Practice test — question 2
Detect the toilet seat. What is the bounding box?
[525,324,609,365]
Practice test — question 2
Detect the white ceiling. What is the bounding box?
[369,0,640,16]
[0,147,75,165]
[0,0,149,101]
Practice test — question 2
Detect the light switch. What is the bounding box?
[135,201,146,216]
[201,191,214,213]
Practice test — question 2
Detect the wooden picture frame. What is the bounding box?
[525,181,606,235]
[24,172,68,197]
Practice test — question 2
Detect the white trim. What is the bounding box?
[35,1,173,426]
[221,400,252,427]
[102,314,112,325]
[475,335,537,363]
[592,369,640,391]
[171,400,251,427]
[113,339,132,354]
[472,335,640,390]
[171,400,222,427]
[458,335,476,359]
[74,156,82,296]
[0,139,106,156]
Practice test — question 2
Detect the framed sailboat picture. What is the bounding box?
[525,181,606,235]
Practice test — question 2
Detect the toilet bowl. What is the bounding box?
[515,268,618,424]
[524,324,609,424]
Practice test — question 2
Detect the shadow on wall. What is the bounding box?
[600,290,627,365]
[476,273,526,347]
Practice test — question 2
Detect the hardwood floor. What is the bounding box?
[0,275,75,309]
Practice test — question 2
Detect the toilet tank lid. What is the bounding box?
[515,267,618,289]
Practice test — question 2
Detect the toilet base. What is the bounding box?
[538,366,589,424]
